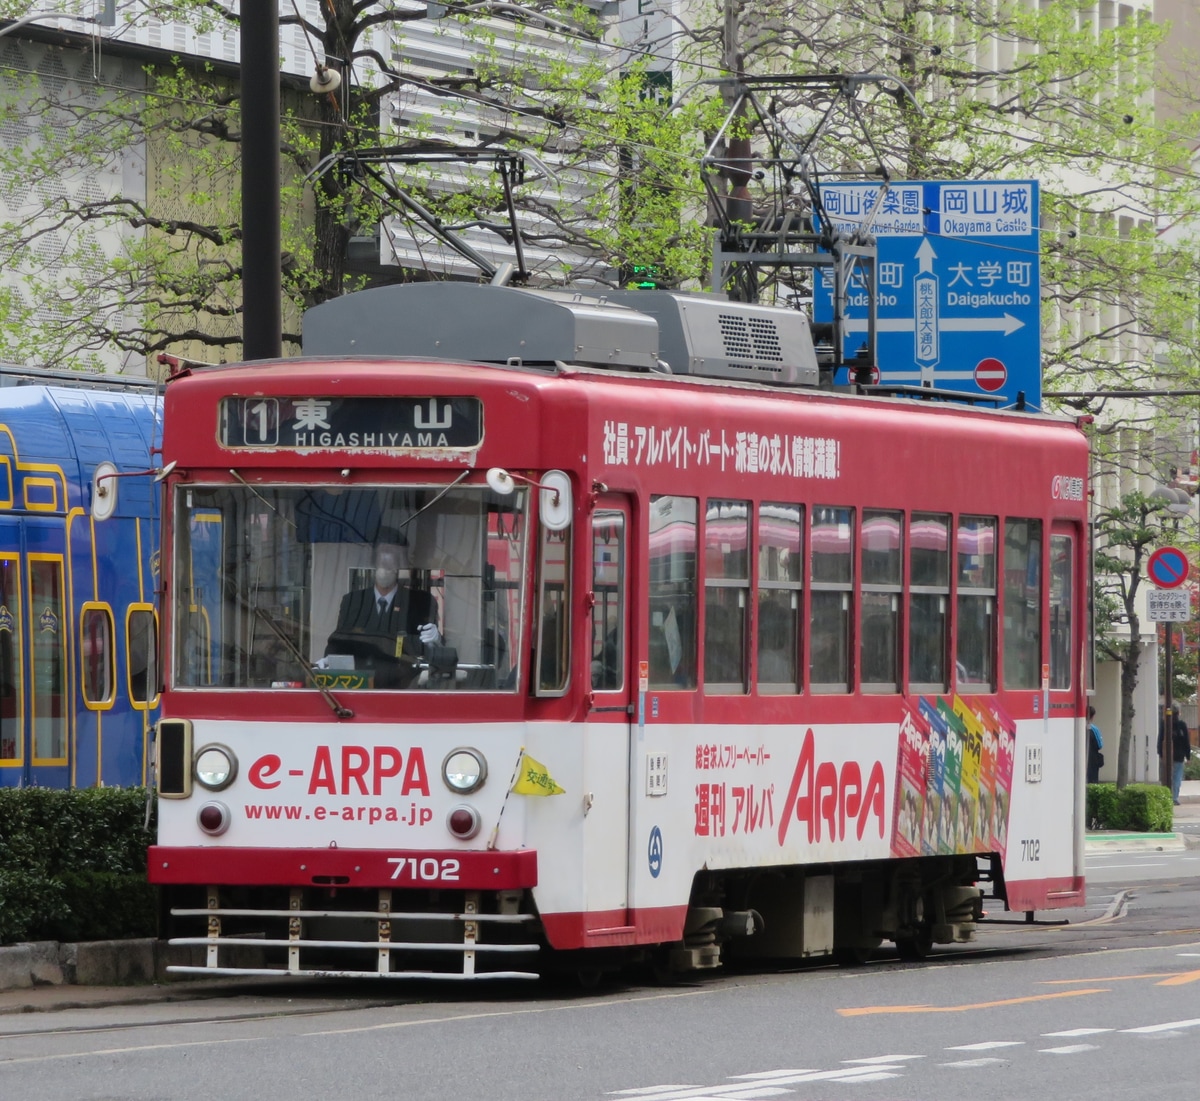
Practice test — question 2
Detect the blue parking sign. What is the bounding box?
[814,180,1041,408]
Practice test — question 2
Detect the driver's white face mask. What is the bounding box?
[375,568,399,590]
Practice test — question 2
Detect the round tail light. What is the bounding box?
[198,801,231,836]
[447,804,481,840]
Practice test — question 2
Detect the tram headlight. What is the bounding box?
[442,747,487,794]
[194,744,237,791]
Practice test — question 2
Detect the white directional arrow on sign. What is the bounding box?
[845,313,1026,335]
[916,237,937,271]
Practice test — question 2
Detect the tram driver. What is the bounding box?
[319,542,443,688]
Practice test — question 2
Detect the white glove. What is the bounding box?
[418,622,441,645]
[313,657,329,670]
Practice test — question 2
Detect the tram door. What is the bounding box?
[582,501,633,920]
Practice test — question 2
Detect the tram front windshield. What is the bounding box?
[172,482,528,691]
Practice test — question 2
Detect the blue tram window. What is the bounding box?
[127,606,159,708]
[81,605,116,707]
[29,556,66,763]
[0,554,21,762]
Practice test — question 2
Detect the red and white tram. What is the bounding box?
[149,283,1090,979]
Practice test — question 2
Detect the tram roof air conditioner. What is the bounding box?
[301,283,819,387]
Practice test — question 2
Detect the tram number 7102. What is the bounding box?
[387,856,462,882]
[1019,839,1041,862]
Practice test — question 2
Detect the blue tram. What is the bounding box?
[0,367,161,789]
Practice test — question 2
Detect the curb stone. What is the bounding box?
[0,939,205,993]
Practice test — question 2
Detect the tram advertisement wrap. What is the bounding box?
[694,696,1018,865]
[889,696,1016,861]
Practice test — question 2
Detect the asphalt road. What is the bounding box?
[3,849,1199,1101]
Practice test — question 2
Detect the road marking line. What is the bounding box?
[306,987,707,1037]
[1040,1044,1100,1054]
[1041,974,1174,984]
[721,1089,792,1099]
[608,1068,906,1101]
[727,1072,817,1080]
[1158,969,1200,986]
[0,1036,259,1066]
[940,1058,1006,1068]
[1044,1028,1113,1037]
[840,989,1106,1017]
[947,1041,1025,1050]
[841,1055,925,1064]
[1122,1018,1200,1034]
[609,1088,702,1096]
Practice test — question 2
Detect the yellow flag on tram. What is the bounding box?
[511,752,565,796]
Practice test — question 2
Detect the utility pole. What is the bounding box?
[241,2,283,360]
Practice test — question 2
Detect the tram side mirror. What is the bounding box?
[486,467,572,531]
[155,460,178,483]
[92,461,118,522]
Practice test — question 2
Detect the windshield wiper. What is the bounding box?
[251,603,354,720]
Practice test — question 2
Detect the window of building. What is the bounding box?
[81,604,116,708]
[649,495,697,689]
[1004,518,1042,690]
[909,512,950,690]
[810,506,853,691]
[757,503,801,693]
[861,509,902,691]
[956,516,996,689]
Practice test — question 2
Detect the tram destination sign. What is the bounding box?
[220,396,483,450]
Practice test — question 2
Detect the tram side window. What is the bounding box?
[127,607,159,707]
[30,558,66,761]
[648,495,697,689]
[1049,534,1073,690]
[591,511,625,692]
[536,527,570,694]
[909,513,950,690]
[81,606,115,706]
[757,503,801,693]
[704,499,749,693]
[1003,518,1042,690]
[0,556,20,760]
[956,516,996,689]
[861,510,902,692]
[810,506,853,692]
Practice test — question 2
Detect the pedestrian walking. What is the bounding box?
[1086,706,1104,784]
[1158,704,1192,805]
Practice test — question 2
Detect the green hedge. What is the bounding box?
[0,787,157,946]
[1087,782,1174,833]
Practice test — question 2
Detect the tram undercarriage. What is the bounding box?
[161,854,992,981]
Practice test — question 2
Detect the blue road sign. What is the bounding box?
[814,180,1041,407]
[1147,545,1190,589]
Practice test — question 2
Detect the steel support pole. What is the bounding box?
[1162,624,1174,789]
[241,1,282,360]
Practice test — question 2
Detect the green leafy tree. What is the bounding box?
[1092,488,1187,787]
